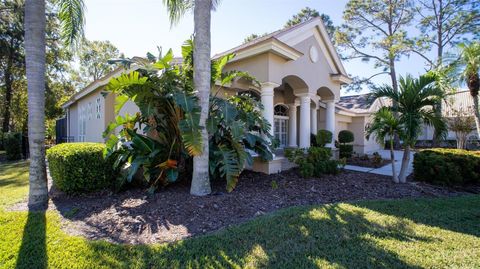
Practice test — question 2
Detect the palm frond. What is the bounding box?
[55,0,85,47]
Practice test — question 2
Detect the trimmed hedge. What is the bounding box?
[339,144,354,159]
[413,148,480,186]
[4,132,22,160]
[316,130,333,147]
[47,143,112,193]
[338,130,354,144]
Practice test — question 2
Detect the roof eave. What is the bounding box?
[228,38,303,63]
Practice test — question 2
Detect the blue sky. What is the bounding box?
[83,0,432,95]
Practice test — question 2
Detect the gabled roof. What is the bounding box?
[213,17,350,80]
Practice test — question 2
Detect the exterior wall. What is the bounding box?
[68,103,78,141]
[75,89,107,142]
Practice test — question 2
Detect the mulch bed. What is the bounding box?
[11,169,470,245]
[346,156,392,168]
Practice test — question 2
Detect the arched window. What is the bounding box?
[239,89,260,101]
[274,105,288,116]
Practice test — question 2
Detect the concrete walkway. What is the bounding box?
[344,150,414,177]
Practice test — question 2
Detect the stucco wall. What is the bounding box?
[75,89,106,142]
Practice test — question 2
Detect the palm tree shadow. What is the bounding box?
[15,210,47,269]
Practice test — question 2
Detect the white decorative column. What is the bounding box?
[310,106,318,135]
[260,82,277,136]
[299,94,311,148]
[325,100,336,147]
[287,102,298,147]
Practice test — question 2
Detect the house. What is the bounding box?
[59,17,477,174]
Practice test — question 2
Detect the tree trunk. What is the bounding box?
[398,145,410,183]
[2,66,13,133]
[389,57,401,149]
[390,138,399,183]
[25,0,48,209]
[190,0,212,196]
[473,95,480,139]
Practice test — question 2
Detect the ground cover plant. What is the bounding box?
[1,161,480,268]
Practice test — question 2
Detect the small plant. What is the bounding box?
[316,130,333,147]
[338,130,354,158]
[4,132,22,161]
[371,152,383,168]
[271,180,278,189]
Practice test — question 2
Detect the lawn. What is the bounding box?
[0,161,479,269]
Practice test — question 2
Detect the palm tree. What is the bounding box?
[163,0,220,196]
[25,0,85,209]
[458,42,480,138]
[372,74,447,183]
[366,107,404,183]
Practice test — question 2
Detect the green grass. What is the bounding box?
[0,161,479,268]
[0,161,29,207]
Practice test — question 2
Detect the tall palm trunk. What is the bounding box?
[473,95,480,138]
[190,0,212,196]
[25,0,48,209]
[398,145,410,183]
[389,137,399,183]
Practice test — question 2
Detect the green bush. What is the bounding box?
[413,148,480,185]
[47,143,113,193]
[316,130,332,147]
[285,146,339,178]
[339,144,354,159]
[4,132,22,160]
[338,130,354,158]
[338,130,354,144]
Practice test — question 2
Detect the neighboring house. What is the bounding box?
[337,90,479,150]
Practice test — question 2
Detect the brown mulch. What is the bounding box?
[11,169,469,245]
[346,156,392,168]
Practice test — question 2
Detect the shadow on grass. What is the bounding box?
[15,211,47,269]
[354,195,480,237]
[83,204,427,268]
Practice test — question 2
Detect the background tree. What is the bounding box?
[243,33,268,44]
[458,42,480,138]
[336,0,414,93]
[71,39,121,89]
[413,0,480,69]
[24,0,85,209]
[284,7,335,38]
[0,0,25,133]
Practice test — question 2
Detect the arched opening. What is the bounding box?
[282,75,309,95]
[274,104,289,148]
[317,86,335,101]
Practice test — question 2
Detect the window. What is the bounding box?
[96,97,101,119]
[79,105,87,142]
[88,102,92,120]
[274,105,288,116]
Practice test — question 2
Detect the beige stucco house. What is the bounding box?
[61,17,477,174]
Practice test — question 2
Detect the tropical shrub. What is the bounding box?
[47,143,112,193]
[285,146,339,178]
[316,130,332,147]
[4,132,22,160]
[413,148,480,185]
[104,40,273,193]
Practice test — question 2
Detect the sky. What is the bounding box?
[83,0,433,95]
